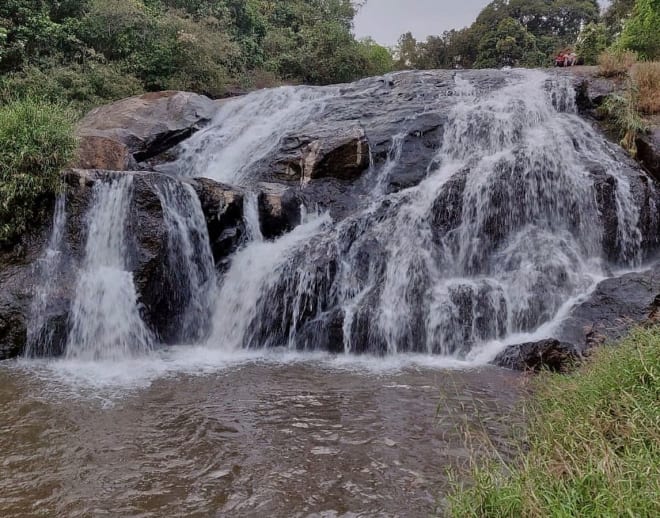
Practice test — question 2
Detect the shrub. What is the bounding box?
[576,22,610,66]
[0,61,144,112]
[447,327,660,518]
[633,61,660,114]
[0,97,77,244]
[598,48,638,77]
[602,85,647,156]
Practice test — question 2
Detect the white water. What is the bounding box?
[19,69,654,375]
[156,181,217,342]
[25,194,68,357]
[203,70,647,359]
[179,86,339,185]
[66,177,154,361]
[243,191,264,242]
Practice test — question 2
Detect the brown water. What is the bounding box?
[0,353,522,517]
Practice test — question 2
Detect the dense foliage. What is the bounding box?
[395,0,600,69]
[0,0,392,109]
[0,97,77,244]
[395,0,658,70]
[448,327,660,517]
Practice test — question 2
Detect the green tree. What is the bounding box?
[616,0,660,59]
[475,17,544,68]
[576,22,609,65]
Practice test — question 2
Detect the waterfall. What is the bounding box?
[25,194,68,357]
[243,192,264,242]
[178,86,339,185]
[156,181,217,343]
[66,176,153,361]
[202,70,647,356]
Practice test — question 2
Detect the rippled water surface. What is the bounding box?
[0,353,521,517]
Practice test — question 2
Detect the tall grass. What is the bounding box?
[633,61,660,115]
[447,327,660,518]
[598,49,639,77]
[0,97,77,245]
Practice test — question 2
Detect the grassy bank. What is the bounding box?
[447,327,660,517]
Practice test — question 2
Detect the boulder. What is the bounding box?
[76,91,218,170]
[276,125,370,183]
[558,262,660,350]
[492,339,580,372]
[636,126,660,183]
[257,183,303,239]
[190,177,245,267]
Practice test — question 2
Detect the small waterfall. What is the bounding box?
[25,194,68,357]
[243,192,264,242]
[178,86,339,185]
[208,213,331,351]
[66,176,153,361]
[156,181,217,342]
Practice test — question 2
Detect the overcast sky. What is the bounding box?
[353,0,610,47]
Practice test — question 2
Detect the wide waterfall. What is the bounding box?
[175,69,651,358]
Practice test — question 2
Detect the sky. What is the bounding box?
[353,0,496,47]
[353,0,610,47]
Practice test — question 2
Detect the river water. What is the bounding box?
[0,354,521,517]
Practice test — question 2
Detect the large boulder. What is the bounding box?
[76,91,218,170]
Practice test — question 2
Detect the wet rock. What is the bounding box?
[276,125,370,182]
[190,177,245,267]
[558,262,660,350]
[493,339,580,372]
[76,91,217,170]
[257,183,303,239]
[636,127,660,182]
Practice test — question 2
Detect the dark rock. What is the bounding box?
[493,339,580,372]
[76,91,218,170]
[636,127,660,182]
[190,177,245,267]
[257,183,303,239]
[558,262,660,350]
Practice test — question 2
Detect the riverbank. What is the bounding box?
[447,326,660,517]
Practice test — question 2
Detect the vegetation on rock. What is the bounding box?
[0,97,77,244]
[448,327,660,518]
[0,0,392,110]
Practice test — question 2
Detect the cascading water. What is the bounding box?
[178,86,339,185]
[190,69,650,358]
[25,194,68,357]
[155,181,217,343]
[66,177,154,361]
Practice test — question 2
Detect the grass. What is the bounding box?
[598,49,639,78]
[633,61,660,115]
[447,327,660,518]
[0,97,77,245]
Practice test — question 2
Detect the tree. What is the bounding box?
[475,17,544,68]
[396,32,418,69]
[576,22,609,65]
[616,0,660,59]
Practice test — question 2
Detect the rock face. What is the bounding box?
[76,91,218,170]
[492,339,581,372]
[3,69,660,361]
[558,263,660,351]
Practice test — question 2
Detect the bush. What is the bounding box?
[0,97,77,244]
[633,61,660,114]
[447,327,660,518]
[576,22,609,66]
[602,86,647,155]
[598,48,638,77]
[0,61,144,112]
